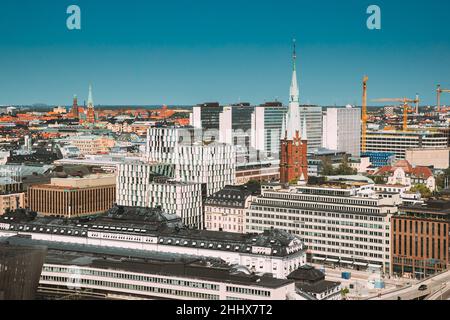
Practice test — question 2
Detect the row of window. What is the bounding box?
[42,266,219,291]
[41,276,220,299]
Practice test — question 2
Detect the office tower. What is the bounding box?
[322,106,361,157]
[116,162,203,228]
[251,102,287,159]
[279,41,308,185]
[219,103,255,163]
[300,105,323,151]
[146,126,236,196]
[190,102,223,133]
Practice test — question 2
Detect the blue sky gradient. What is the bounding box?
[0,0,449,106]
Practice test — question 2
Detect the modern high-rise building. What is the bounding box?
[190,102,223,133]
[251,102,287,159]
[300,105,323,152]
[322,106,361,157]
[219,103,255,164]
[116,162,204,228]
[146,126,236,196]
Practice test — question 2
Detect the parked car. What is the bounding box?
[418,285,428,291]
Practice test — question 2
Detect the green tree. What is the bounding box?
[411,184,432,198]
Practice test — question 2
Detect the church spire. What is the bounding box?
[88,84,93,105]
[285,39,301,140]
[289,39,299,104]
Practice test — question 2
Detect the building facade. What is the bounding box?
[406,148,450,170]
[322,106,361,157]
[251,102,286,159]
[0,192,25,215]
[365,130,449,160]
[1,210,307,279]
[391,201,449,279]
[28,174,116,218]
[146,126,236,197]
[246,184,396,274]
[205,185,254,233]
[300,105,323,152]
[116,162,203,228]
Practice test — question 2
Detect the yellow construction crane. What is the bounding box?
[362,76,368,153]
[372,97,420,132]
[437,85,450,113]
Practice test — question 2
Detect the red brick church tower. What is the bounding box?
[280,40,308,185]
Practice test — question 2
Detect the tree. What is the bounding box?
[411,184,432,199]
[341,287,350,300]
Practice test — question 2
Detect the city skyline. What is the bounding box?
[0,0,449,106]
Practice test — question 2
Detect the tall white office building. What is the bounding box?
[300,105,323,152]
[322,106,361,157]
[251,102,287,159]
[146,126,236,196]
[116,162,204,228]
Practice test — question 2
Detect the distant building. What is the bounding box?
[116,162,203,228]
[205,185,254,233]
[62,135,116,155]
[251,102,286,159]
[374,160,436,192]
[52,106,67,114]
[0,193,25,215]
[365,130,449,160]
[322,106,361,157]
[219,104,255,164]
[300,105,323,152]
[190,102,223,132]
[146,126,236,196]
[362,152,396,168]
[28,173,116,218]
[406,148,450,170]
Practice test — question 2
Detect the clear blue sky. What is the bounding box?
[0,0,449,106]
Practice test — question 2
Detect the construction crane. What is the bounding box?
[362,76,369,153]
[437,85,450,113]
[372,97,420,132]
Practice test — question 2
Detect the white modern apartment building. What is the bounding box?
[146,126,236,196]
[246,183,397,274]
[365,130,449,160]
[117,162,203,228]
[322,106,361,157]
